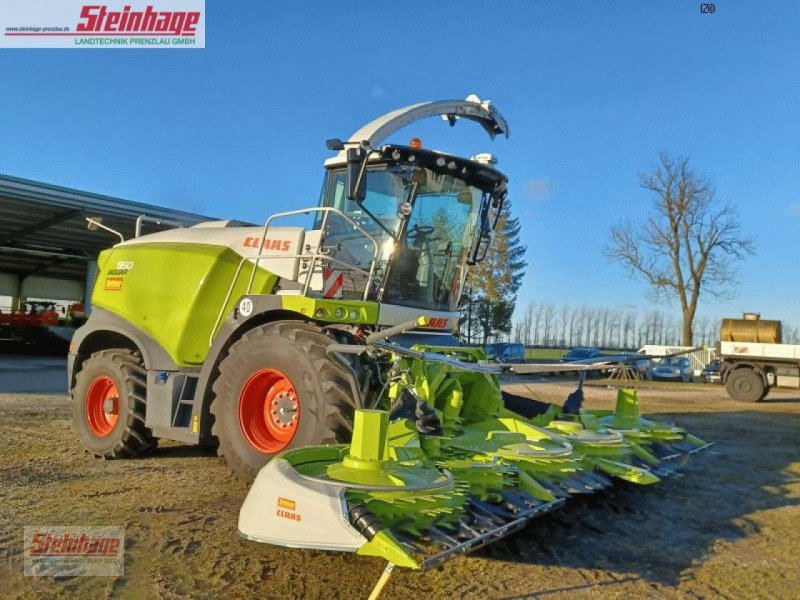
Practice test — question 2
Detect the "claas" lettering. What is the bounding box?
[243,237,291,251]
[276,509,301,522]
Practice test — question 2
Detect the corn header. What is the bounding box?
[239,319,711,578]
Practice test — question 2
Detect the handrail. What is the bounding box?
[245,207,380,296]
[209,206,381,346]
[135,214,184,237]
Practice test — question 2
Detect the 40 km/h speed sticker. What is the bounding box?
[239,298,253,317]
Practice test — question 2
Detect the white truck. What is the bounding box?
[720,341,800,402]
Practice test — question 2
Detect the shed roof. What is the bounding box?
[0,174,214,281]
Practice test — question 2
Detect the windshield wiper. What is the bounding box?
[358,202,398,239]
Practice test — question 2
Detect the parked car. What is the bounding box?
[700,358,722,384]
[484,342,526,363]
[652,356,694,382]
[559,347,605,377]
[631,358,655,380]
[560,347,602,363]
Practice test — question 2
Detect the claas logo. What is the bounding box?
[243,237,291,251]
[276,497,301,522]
[104,277,123,291]
[277,497,296,510]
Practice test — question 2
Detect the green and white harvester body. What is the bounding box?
[69,97,710,581]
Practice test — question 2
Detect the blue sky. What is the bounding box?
[1,1,798,324]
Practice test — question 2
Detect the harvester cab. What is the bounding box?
[296,96,510,340]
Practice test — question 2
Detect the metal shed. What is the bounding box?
[0,174,213,310]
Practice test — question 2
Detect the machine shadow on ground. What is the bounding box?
[759,396,800,404]
[144,444,220,460]
[466,409,800,592]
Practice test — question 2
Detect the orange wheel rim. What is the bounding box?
[238,368,300,454]
[85,376,120,436]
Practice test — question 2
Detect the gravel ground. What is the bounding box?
[1,379,799,599]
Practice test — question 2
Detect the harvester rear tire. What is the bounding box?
[211,320,356,485]
[725,368,764,403]
[71,349,156,458]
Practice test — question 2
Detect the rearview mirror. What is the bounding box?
[326,138,345,151]
[489,192,505,230]
[346,147,367,202]
[468,232,492,265]
[467,190,504,265]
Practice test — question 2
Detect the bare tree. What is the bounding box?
[599,308,609,348]
[606,153,754,345]
[664,314,676,345]
[708,316,719,344]
[694,315,714,346]
[658,312,666,344]
[590,307,601,346]
[542,304,556,346]
[580,305,591,346]
[623,311,635,349]
[523,302,533,346]
[568,306,579,346]
[533,303,543,346]
[646,311,660,345]
[609,310,621,348]
[517,302,534,346]
[692,316,703,346]
[560,305,569,347]
[636,315,645,348]
[575,306,586,346]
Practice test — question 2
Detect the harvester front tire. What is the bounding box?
[71,349,156,458]
[725,368,764,403]
[211,320,356,485]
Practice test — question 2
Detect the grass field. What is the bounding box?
[525,347,637,361]
[525,347,568,360]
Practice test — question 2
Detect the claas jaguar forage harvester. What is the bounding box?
[68,97,710,587]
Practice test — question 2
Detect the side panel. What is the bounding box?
[91,242,278,367]
[377,303,458,333]
[719,340,800,361]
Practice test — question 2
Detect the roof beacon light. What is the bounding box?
[472,153,498,166]
[410,138,422,149]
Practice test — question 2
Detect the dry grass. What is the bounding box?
[1,382,799,599]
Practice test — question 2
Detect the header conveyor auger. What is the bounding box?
[239,317,712,592]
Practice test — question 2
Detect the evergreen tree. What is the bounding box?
[461,199,527,343]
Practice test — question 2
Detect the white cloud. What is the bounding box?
[524,177,551,201]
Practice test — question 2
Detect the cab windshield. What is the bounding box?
[319,165,483,311]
